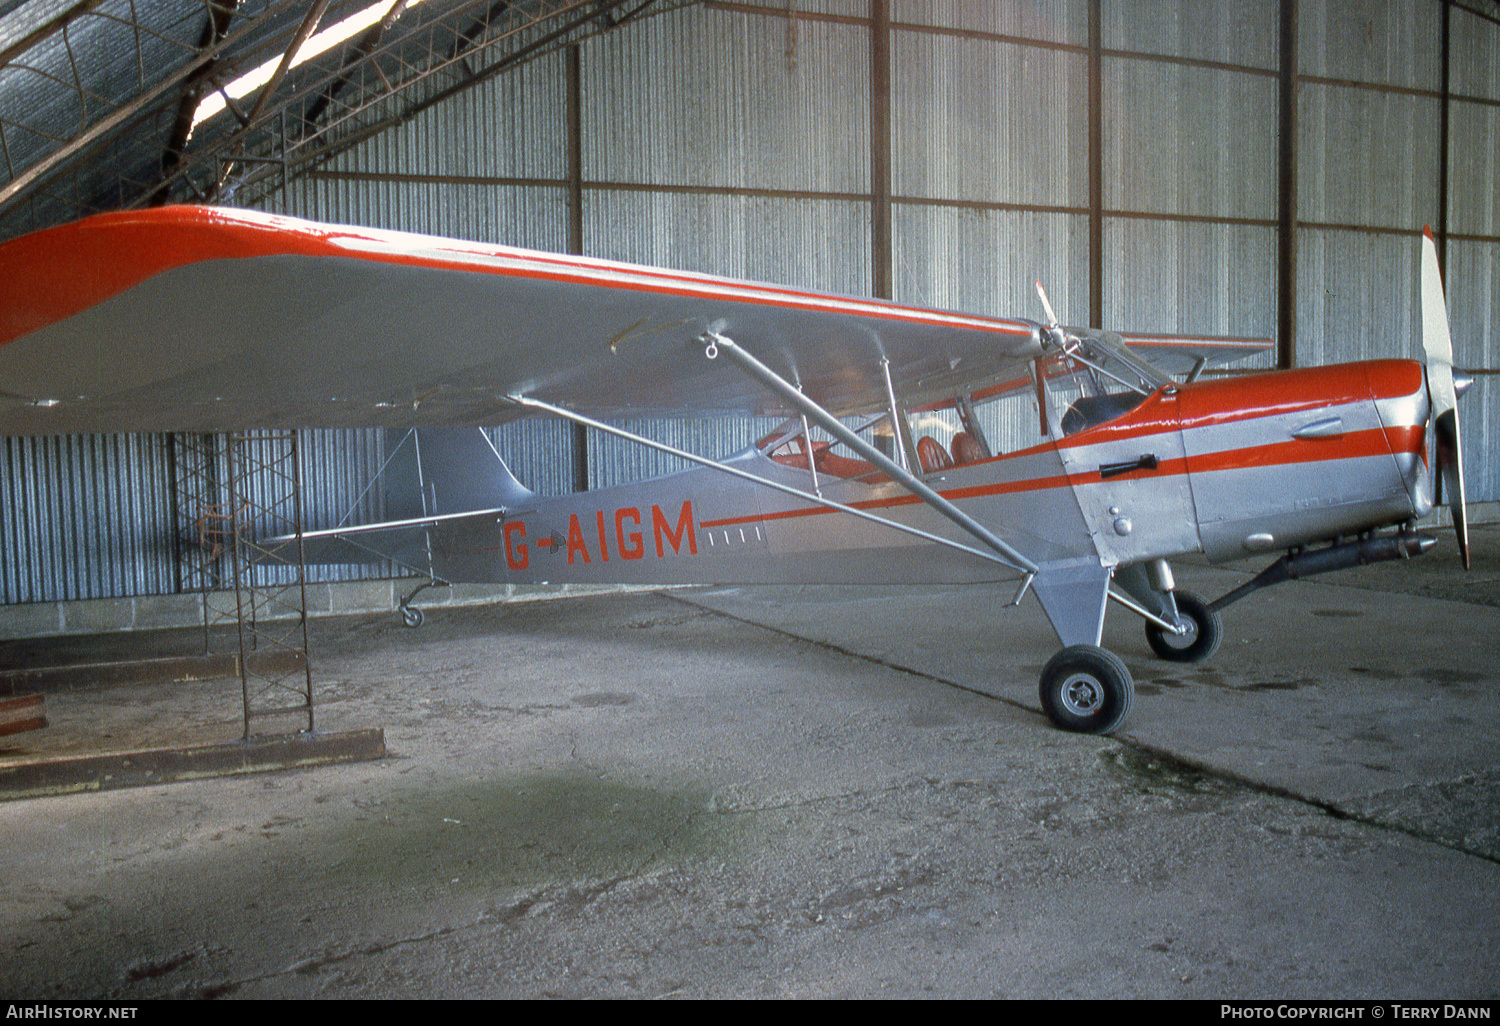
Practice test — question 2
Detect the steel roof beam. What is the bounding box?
[153,0,240,206]
[0,0,109,68]
[0,0,307,210]
[300,0,412,127]
[208,0,332,197]
[155,0,657,209]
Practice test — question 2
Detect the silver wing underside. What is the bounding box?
[0,206,1054,436]
[0,207,1272,438]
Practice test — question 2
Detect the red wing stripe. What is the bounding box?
[0,206,1034,347]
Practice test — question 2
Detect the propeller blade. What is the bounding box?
[1421,227,1457,412]
[1435,408,1470,569]
[1035,280,1059,328]
[1420,226,1470,569]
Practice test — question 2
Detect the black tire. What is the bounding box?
[1145,590,1221,663]
[1039,645,1134,735]
[401,605,425,628]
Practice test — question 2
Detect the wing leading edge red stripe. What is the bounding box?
[0,206,1034,349]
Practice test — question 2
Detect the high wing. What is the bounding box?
[1113,333,1273,379]
[0,207,1266,437]
[0,206,1044,436]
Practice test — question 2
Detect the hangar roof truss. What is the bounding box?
[0,0,682,240]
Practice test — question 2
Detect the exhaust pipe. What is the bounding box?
[1209,532,1436,613]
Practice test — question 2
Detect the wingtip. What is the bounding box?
[1424,224,1436,242]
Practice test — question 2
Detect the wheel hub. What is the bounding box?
[1163,617,1198,648]
[1059,673,1105,716]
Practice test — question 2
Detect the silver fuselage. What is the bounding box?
[428,358,1434,589]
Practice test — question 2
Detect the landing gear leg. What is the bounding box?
[1115,560,1222,664]
[1032,562,1133,733]
[399,579,443,629]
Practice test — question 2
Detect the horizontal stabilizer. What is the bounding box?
[262,427,533,568]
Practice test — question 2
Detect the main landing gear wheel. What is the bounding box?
[1039,645,1133,735]
[400,604,425,629]
[1144,590,1221,663]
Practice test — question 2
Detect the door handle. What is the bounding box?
[1099,454,1159,479]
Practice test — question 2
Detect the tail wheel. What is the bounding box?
[1039,645,1133,735]
[1145,590,1221,663]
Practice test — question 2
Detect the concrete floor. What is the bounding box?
[1,527,1497,999]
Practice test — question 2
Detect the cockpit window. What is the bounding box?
[760,412,900,482]
[761,404,990,482]
[757,331,1172,484]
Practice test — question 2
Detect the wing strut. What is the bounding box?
[506,393,1032,586]
[699,331,1038,577]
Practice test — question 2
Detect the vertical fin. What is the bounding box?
[381,427,534,520]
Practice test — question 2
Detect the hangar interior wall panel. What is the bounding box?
[1296,229,1422,369]
[1448,240,1500,505]
[1106,220,1278,345]
[1,435,175,604]
[1449,102,1499,239]
[891,206,1088,339]
[1452,4,1500,100]
[582,191,871,294]
[886,11,1089,344]
[1297,85,1442,231]
[1096,1,1279,346]
[1445,6,1500,507]
[353,48,571,183]
[892,0,1085,42]
[271,175,572,253]
[1299,0,1442,89]
[1102,59,1278,223]
[733,0,867,21]
[583,8,870,195]
[1102,0,1276,69]
[891,29,1088,212]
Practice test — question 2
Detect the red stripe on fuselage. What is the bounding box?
[703,362,1421,531]
[1176,360,1423,431]
[701,427,1409,530]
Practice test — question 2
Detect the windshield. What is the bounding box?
[1038,330,1170,437]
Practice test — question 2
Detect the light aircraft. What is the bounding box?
[0,207,1472,734]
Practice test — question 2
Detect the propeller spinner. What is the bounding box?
[1420,226,1471,570]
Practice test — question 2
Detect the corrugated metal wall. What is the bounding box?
[1102,4,1280,344]
[3,0,1498,606]
[1441,2,1500,507]
[0,434,175,603]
